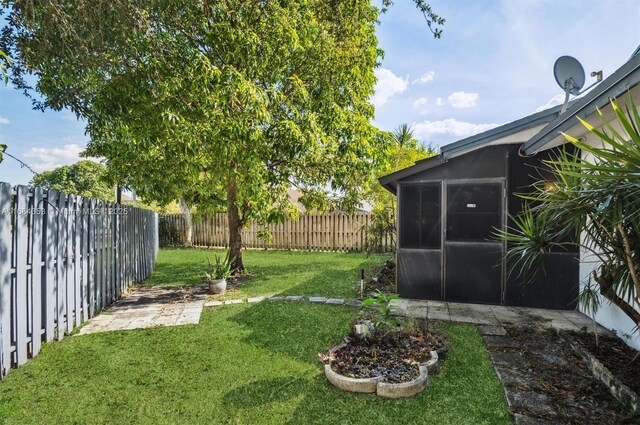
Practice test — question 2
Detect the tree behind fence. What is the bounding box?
[159,212,394,253]
[0,182,159,379]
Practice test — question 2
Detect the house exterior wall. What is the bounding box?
[577,124,640,349]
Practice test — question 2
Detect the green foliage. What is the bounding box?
[499,98,640,329]
[364,124,438,254]
[30,160,114,201]
[0,144,6,165]
[204,252,234,281]
[364,206,395,254]
[579,279,602,346]
[362,289,400,330]
[0,49,9,84]
[3,1,383,211]
[2,1,444,269]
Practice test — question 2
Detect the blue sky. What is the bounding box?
[1,0,639,186]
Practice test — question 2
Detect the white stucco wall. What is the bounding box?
[574,101,640,349]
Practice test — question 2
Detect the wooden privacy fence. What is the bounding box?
[0,182,159,379]
[160,212,394,252]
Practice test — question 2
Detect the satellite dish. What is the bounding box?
[553,56,586,114]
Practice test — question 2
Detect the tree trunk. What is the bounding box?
[227,169,244,273]
[594,270,640,328]
[178,197,193,247]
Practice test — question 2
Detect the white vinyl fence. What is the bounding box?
[0,182,158,378]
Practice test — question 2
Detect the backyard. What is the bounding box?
[0,249,509,425]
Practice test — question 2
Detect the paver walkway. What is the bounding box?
[77,285,207,335]
[79,286,608,336]
[388,298,610,333]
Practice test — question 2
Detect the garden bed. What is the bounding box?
[500,326,638,424]
[364,259,396,295]
[568,331,640,396]
[321,318,448,397]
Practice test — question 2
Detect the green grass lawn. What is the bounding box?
[0,250,510,424]
[145,248,387,299]
[0,302,509,424]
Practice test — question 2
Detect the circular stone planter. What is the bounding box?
[324,350,439,398]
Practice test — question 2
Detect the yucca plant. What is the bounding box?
[498,97,640,338]
[579,279,602,347]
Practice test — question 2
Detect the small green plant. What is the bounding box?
[362,289,400,330]
[578,279,601,347]
[204,252,233,281]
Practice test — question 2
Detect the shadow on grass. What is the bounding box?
[223,377,309,408]
[228,301,355,364]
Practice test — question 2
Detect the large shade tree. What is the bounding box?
[1,1,443,272]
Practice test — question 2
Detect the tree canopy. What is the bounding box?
[31,160,114,201]
[1,1,444,271]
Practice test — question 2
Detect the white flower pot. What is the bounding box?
[209,278,227,294]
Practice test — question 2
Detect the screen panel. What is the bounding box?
[399,183,441,249]
[446,183,501,242]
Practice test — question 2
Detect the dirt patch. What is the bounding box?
[364,260,396,295]
[325,319,447,384]
[502,327,638,424]
[569,331,640,396]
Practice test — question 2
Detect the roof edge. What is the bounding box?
[523,53,640,155]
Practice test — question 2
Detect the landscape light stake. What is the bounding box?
[360,269,365,299]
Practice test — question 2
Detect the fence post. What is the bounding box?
[0,182,12,377]
[32,188,44,357]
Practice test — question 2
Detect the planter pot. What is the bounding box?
[209,279,227,294]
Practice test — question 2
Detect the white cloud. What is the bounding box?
[535,94,565,112]
[436,97,444,106]
[371,68,408,108]
[413,97,428,109]
[447,91,479,108]
[412,118,500,140]
[24,143,98,172]
[412,70,435,85]
[0,116,9,125]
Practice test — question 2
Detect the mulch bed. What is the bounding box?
[503,327,638,424]
[569,331,640,395]
[364,260,396,295]
[328,320,448,384]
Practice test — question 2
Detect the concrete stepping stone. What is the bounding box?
[247,296,265,303]
[309,297,328,303]
[204,300,224,307]
[224,299,243,305]
[285,295,304,301]
[489,351,524,367]
[325,298,345,305]
[268,296,285,301]
[427,307,450,322]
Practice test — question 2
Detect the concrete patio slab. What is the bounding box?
[77,285,206,335]
[390,298,607,332]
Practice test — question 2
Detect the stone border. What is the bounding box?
[324,350,438,398]
[204,295,363,308]
[324,365,382,393]
[558,330,639,413]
